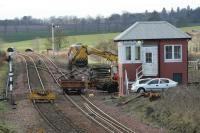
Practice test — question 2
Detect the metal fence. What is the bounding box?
[188,59,200,70]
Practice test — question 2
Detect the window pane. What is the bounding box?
[165,46,172,59]
[135,46,140,60]
[146,53,152,63]
[126,46,131,60]
[149,79,159,84]
[174,46,181,59]
[139,79,151,84]
[173,73,182,84]
[160,79,169,84]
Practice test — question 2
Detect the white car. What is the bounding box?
[131,78,178,93]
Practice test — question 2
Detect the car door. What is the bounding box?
[146,79,160,91]
[159,79,170,90]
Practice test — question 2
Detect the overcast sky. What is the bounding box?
[0,0,199,19]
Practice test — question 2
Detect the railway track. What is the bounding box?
[33,53,136,133]
[18,53,78,133]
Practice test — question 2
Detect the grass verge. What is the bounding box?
[101,86,200,133]
[0,32,119,52]
[0,24,199,53]
[0,62,8,94]
[0,62,17,133]
[0,122,17,133]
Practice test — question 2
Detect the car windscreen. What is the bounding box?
[139,79,150,84]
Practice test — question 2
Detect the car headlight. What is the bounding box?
[131,85,137,90]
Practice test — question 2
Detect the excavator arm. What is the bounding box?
[66,43,119,93]
[67,44,118,67]
[87,46,118,63]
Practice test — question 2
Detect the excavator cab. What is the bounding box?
[66,43,119,93]
[111,65,118,80]
[67,43,118,67]
[67,44,88,67]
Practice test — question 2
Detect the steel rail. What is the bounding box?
[81,95,136,133]
[17,53,61,133]
[17,55,31,93]
[33,53,136,133]
[37,53,68,79]
[34,54,115,133]
[84,103,123,133]
[64,94,114,133]
[40,54,136,133]
[32,54,61,87]
[19,53,45,91]
[34,53,138,133]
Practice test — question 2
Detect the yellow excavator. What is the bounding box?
[67,43,118,67]
[62,43,119,93]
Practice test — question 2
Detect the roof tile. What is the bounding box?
[114,21,191,41]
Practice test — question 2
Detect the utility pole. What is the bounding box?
[52,23,55,56]
[52,23,59,57]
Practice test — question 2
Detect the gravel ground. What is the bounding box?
[56,96,108,133]
[1,54,168,133]
[47,54,166,133]
[2,57,54,133]
[38,57,108,133]
[88,94,167,133]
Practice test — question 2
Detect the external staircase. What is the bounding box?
[136,65,143,80]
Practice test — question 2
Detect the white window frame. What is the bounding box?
[164,45,182,62]
[117,42,123,63]
[125,45,132,61]
[145,52,152,63]
[135,45,141,62]
[121,41,133,63]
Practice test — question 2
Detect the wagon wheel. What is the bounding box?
[50,100,54,104]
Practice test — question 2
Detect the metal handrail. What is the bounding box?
[136,65,143,80]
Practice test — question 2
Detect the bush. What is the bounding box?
[148,86,200,133]
[0,50,6,64]
[95,39,117,54]
[188,52,200,60]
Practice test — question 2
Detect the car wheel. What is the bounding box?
[137,88,145,93]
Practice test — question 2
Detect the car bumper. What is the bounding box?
[131,86,138,92]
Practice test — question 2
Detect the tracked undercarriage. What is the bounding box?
[59,64,118,93]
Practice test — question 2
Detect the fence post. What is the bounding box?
[197,59,200,70]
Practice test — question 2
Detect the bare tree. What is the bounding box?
[45,25,67,51]
[3,20,8,35]
[13,18,19,33]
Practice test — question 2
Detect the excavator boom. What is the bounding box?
[87,47,118,62]
[67,43,117,66]
[66,43,119,93]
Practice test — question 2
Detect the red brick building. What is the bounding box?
[114,21,191,96]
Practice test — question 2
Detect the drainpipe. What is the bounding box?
[158,40,161,78]
[187,51,188,84]
[124,69,129,95]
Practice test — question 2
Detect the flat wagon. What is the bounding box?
[59,80,86,94]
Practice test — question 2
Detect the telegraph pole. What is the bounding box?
[52,23,55,56]
[51,23,59,57]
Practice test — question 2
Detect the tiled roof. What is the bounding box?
[114,21,191,41]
